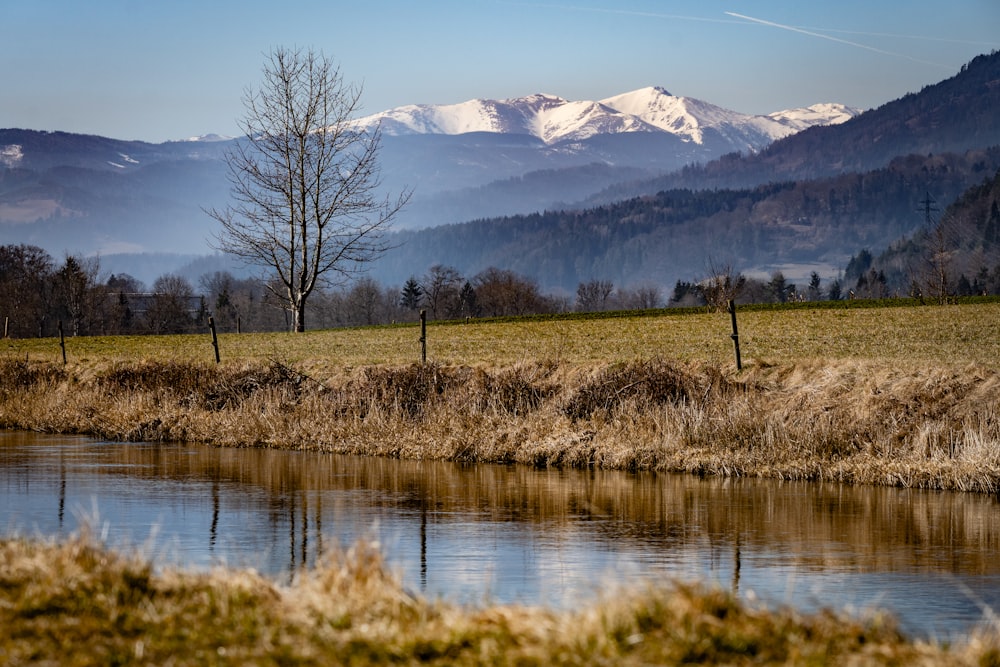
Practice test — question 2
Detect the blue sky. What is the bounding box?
[3,0,998,143]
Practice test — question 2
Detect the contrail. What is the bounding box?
[501,2,741,25]
[725,12,952,69]
[798,26,998,49]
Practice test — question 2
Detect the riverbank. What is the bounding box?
[3,534,994,665]
[2,354,999,493]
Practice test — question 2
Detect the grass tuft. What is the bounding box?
[561,359,732,420]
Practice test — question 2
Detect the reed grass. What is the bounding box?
[3,534,995,665]
[3,353,1000,492]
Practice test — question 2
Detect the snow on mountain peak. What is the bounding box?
[600,87,732,142]
[768,103,863,131]
[352,87,858,147]
[184,133,234,142]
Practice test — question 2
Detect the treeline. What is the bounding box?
[0,247,576,337]
[0,244,239,338]
[1,243,866,340]
[0,244,377,337]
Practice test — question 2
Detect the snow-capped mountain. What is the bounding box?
[355,86,860,149]
[184,133,234,142]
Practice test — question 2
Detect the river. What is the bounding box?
[3,430,1000,639]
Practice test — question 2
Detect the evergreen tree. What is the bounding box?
[845,249,873,284]
[807,272,822,301]
[458,281,479,318]
[827,279,843,301]
[54,255,93,336]
[767,272,789,303]
[400,277,423,311]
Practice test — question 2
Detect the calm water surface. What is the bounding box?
[3,430,1000,639]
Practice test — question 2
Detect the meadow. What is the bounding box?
[8,298,1000,370]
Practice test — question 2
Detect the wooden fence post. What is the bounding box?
[58,320,67,365]
[419,309,427,364]
[728,300,742,371]
[208,316,220,364]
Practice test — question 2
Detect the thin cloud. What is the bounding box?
[725,12,953,69]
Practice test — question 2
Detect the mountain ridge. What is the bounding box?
[352,86,859,148]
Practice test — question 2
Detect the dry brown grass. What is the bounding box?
[3,350,1000,492]
[3,534,995,665]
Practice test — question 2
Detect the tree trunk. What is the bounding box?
[293,302,305,332]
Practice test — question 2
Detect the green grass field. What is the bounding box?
[7,299,1000,373]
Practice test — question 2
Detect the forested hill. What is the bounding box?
[373,147,1000,292]
[586,51,1000,204]
[860,165,1000,295]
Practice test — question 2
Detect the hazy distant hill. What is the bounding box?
[373,148,1000,292]
[855,165,1000,295]
[0,87,856,269]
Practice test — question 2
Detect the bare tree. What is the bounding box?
[421,265,463,319]
[345,276,384,325]
[147,274,197,334]
[209,46,409,332]
[0,244,54,337]
[576,280,614,312]
[618,283,663,310]
[474,267,546,316]
[920,212,963,304]
[699,259,745,312]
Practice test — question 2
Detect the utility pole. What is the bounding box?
[918,191,939,227]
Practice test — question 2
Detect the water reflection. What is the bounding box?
[2,430,1000,638]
